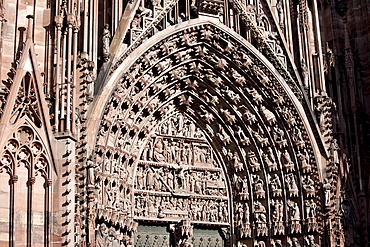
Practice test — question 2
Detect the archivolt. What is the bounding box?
[88,19,321,246]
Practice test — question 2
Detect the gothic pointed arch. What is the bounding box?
[87,19,324,246]
[0,16,55,246]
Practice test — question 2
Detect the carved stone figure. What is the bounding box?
[136,166,145,189]
[252,174,265,199]
[96,223,108,246]
[329,138,340,164]
[297,150,311,173]
[246,87,263,104]
[146,167,155,190]
[222,86,241,105]
[302,175,315,197]
[235,174,249,200]
[216,124,231,145]
[174,163,189,191]
[231,68,246,86]
[86,157,96,186]
[271,199,284,235]
[270,174,282,197]
[305,235,319,247]
[287,200,301,234]
[254,201,268,236]
[260,105,276,125]
[252,65,270,85]
[235,126,251,146]
[153,138,166,162]
[305,199,318,232]
[232,151,244,172]
[285,174,299,197]
[236,202,251,238]
[238,106,257,124]
[220,108,237,124]
[272,126,287,148]
[292,127,305,149]
[199,105,215,124]
[247,150,261,172]
[323,179,332,207]
[281,149,295,172]
[280,106,296,127]
[249,125,269,147]
[276,0,284,29]
[102,24,111,61]
[263,149,277,172]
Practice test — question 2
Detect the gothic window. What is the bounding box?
[0,126,51,245]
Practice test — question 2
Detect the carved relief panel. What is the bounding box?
[134,112,229,226]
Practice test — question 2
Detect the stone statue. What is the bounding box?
[270,174,282,197]
[239,106,257,125]
[102,24,111,62]
[235,125,251,146]
[305,235,319,247]
[324,179,332,206]
[273,126,287,148]
[271,199,284,235]
[153,138,166,162]
[96,223,108,246]
[86,156,95,186]
[254,201,268,236]
[302,175,315,197]
[285,174,299,197]
[232,152,244,172]
[305,199,318,232]
[263,150,277,172]
[260,105,276,125]
[281,149,295,172]
[297,150,311,173]
[329,138,340,164]
[247,150,261,172]
[252,174,265,199]
[287,200,301,234]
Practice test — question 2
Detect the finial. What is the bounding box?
[26,15,34,40]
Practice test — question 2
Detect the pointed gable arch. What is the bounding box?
[86,19,325,246]
[0,16,55,246]
[0,16,54,164]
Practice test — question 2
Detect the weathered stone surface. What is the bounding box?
[0,0,369,246]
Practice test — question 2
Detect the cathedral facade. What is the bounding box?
[0,0,369,246]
